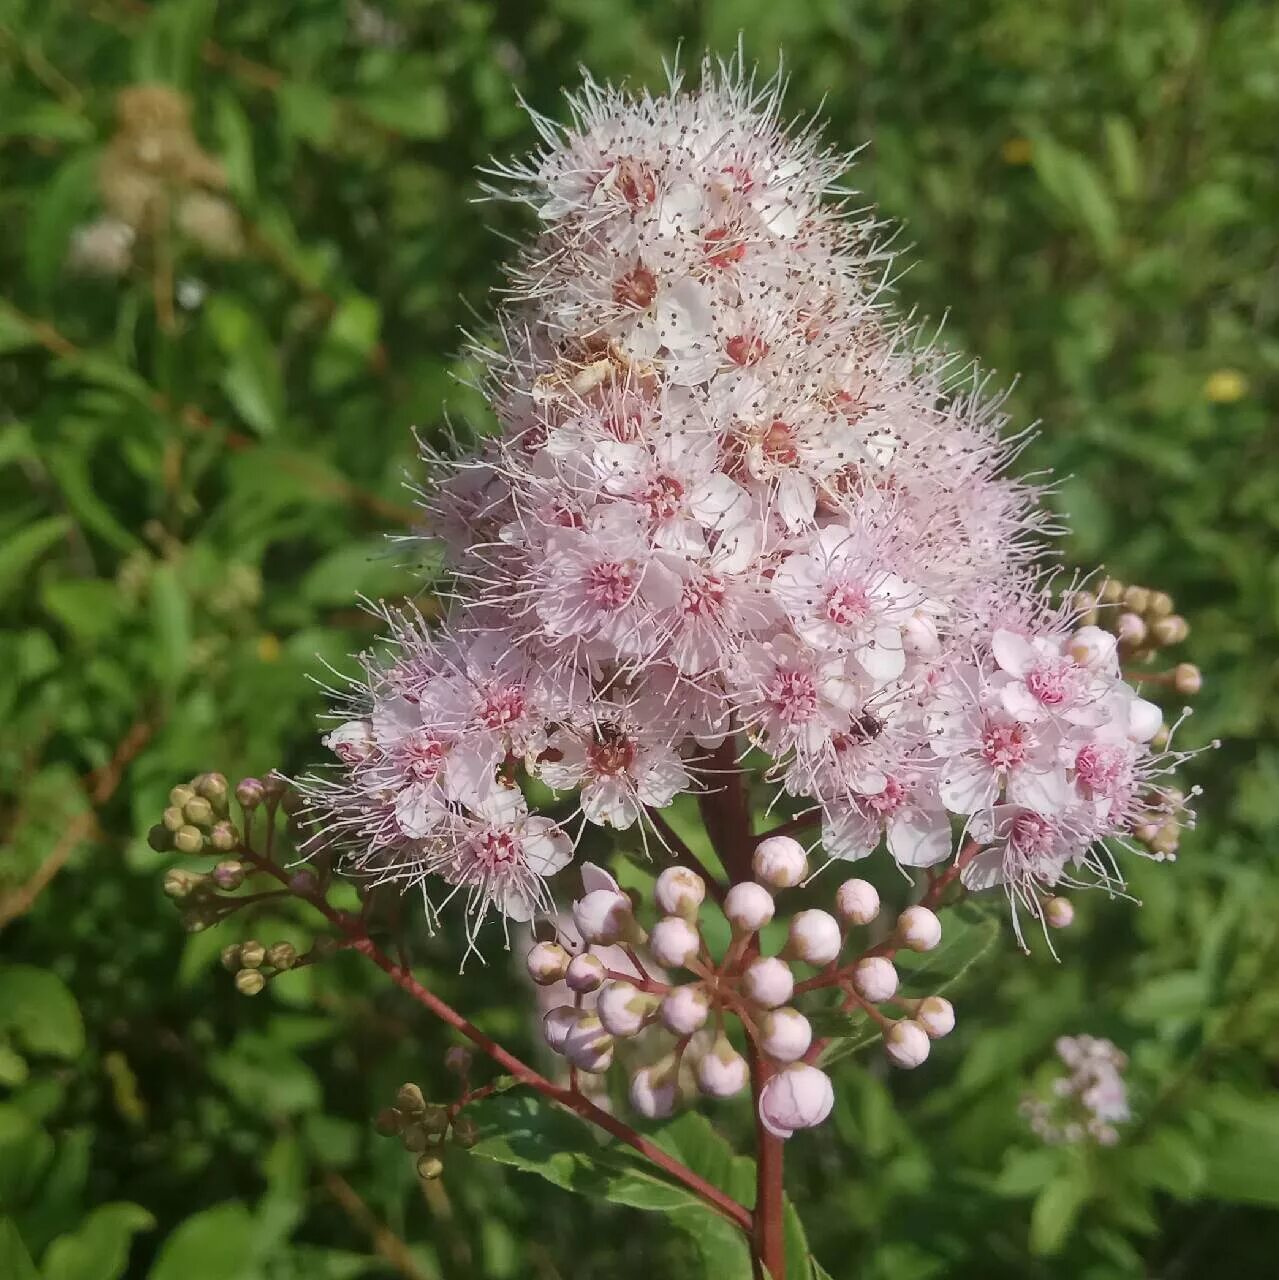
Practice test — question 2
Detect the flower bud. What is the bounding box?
[239,940,266,969]
[917,996,955,1039]
[852,956,898,1003]
[526,940,571,986]
[896,905,942,952]
[885,1019,931,1068]
[654,866,706,918]
[1173,662,1202,695]
[1150,614,1188,647]
[163,868,201,899]
[1122,585,1151,614]
[562,1014,614,1073]
[263,771,289,800]
[724,881,775,935]
[444,1047,473,1077]
[396,1083,426,1114]
[416,1155,444,1181]
[451,1116,479,1148]
[1099,578,1125,604]
[174,825,204,855]
[786,909,842,966]
[696,1038,749,1098]
[835,878,880,926]
[741,955,794,1008]
[374,1107,403,1136]
[170,784,196,810]
[1126,696,1163,742]
[758,1064,834,1139]
[400,1123,429,1153]
[572,888,634,946]
[1068,625,1117,671]
[752,835,808,889]
[596,981,656,1038]
[1146,590,1174,619]
[235,968,265,996]
[195,772,228,803]
[209,822,239,852]
[649,916,700,969]
[421,1104,450,1134]
[220,943,241,972]
[235,777,265,810]
[162,805,185,833]
[1044,897,1074,929]
[629,1061,679,1119]
[267,942,297,971]
[211,860,244,890]
[183,796,215,828]
[542,1006,579,1054]
[1115,610,1146,644]
[147,824,172,852]
[565,953,607,994]
[660,984,710,1036]
[760,1008,812,1063]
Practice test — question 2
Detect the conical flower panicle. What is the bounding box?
[299,58,1197,948]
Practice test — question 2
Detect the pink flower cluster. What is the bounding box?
[1021,1034,1130,1146]
[299,61,1194,946]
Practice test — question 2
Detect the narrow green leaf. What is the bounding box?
[148,562,192,693]
[42,1202,156,1280]
[1029,1173,1088,1256]
[0,1218,39,1280]
[0,517,70,604]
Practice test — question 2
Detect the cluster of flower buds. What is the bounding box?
[70,84,243,278]
[374,1050,483,1181]
[1020,1034,1130,1146]
[219,937,299,997]
[527,836,958,1139]
[295,59,1203,957]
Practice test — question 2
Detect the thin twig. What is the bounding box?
[322,1170,436,1280]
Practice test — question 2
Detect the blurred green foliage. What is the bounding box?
[1,0,1276,1276]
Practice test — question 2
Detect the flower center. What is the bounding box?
[472,829,520,868]
[1075,743,1126,793]
[613,264,657,310]
[761,419,798,465]
[587,724,636,776]
[1009,811,1055,859]
[823,580,870,626]
[764,667,819,724]
[981,719,1029,770]
[586,560,636,610]
[703,227,746,268]
[725,333,768,366]
[1025,660,1080,708]
[614,157,656,207]
[681,575,726,618]
[479,686,526,729]
[401,733,446,781]
[864,776,906,815]
[643,473,685,520]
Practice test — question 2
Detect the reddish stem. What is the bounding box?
[237,845,750,1234]
[749,1050,786,1280]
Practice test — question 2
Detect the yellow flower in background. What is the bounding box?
[257,633,281,663]
[1204,369,1248,403]
[1000,136,1034,165]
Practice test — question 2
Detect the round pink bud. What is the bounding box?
[885,1019,931,1069]
[323,720,373,763]
[1044,897,1074,929]
[596,981,656,1038]
[760,1008,812,1064]
[724,881,775,935]
[897,905,942,952]
[835,879,880,926]
[758,1064,834,1139]
[649,916,700,969]
[697,1039,749,1098]
[741,955,794,1008]
[1127,696,1164,743]
[561,1014,614,1073]
[917,996,955,1039]
[565,952,607,994]
[526,941,571,986]
[542,1005,579,1054]
[752,835,808,889]
[787,909,842,966]
[852,956,898,1004]
[629,1062,679,1119]
[660,984,710,1036]
[654,866,706,918]
[1068,625,1117,671]
[572,888,633,946]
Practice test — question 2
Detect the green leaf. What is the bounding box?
[1202,1093,1279,1206]
[993,1147,1062,1197]
[207,298,284,436]
[147,1203,257,1280]
[0,517,71,605]
[0,1218,38,1280]
[41,580,125,645]
[130,0,215,87]
[26,151,100,300]
[0,1046,27,1088]
[1122,970,1207,1023]
[299,539,412,606]
[0,965,85,1060]
[0,307,38,355]
[42,1203,156,1280]
[355,84,449,139]
[1029,1172,1088,1256]
[148,563,191,694]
